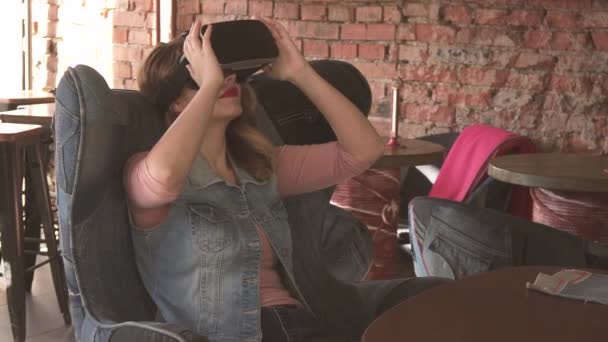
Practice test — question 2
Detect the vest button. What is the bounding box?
[280,248,288,257]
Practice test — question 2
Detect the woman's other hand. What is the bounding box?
[259,18,311,83]
[183,19,223,91]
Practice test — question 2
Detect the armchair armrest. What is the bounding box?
[108,322,208,342]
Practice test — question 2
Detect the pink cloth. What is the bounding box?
[123,142,371,307]
[429,124,536,218]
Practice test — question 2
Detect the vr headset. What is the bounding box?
[156,20,278,112]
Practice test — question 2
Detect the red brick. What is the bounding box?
[459,67,509,86]
[592,32,608,51]
[383,6,401,24]
[415,24,455,44]
[397,24,415,41]
[506,72,546,91]
[399,64,458,83]
[178,0,200,14]
[388,44,398,62]
[465,0,525,6]
[301,4,326,20]
[202,1,225,14]
[48,4,59,20]
[303,40,329,58]
[112,28,128,43]
[330,43,357,59]
[398,45,427,62]
[514,53,557,70]
[356,6,382,22]
[225,0,248,15]
[367,24,395,40]
[475,9,544,27]
[369,81,386,99]
[528,0,592,9]
[472,27,520,47]
[128,30,151,45]
[351,61,397,79]
[176,15,195,31]
[455,28,474,44]
[113,61,132,78]
[550,32,588,51]
[399,83,430,103]
[145,12,156,29]
[130,0,153,12]
[341,24,391,40]
[113,45,144,62]
[403,104,455,123]
[546,12,580,30]
[286,21,339,39]
[402,3,428,17]
[433,84,491,108]
[274,3,298,19]
[550,75,594,94]
[440,5,471,25]
[523,30,552,49]
[249,1,273,17]
[475,9,506,25]
[124,79,139,90]
[113,11,146,27]
[583,12,608,28]
[328,6,353,22]
[358,44,385,59]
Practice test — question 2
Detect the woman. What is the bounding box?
[124,18,437,341]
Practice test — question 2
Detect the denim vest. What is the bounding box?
[131,155,309,342]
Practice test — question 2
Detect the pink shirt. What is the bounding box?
[124,142,372,307]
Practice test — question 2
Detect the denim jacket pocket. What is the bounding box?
[269,200,289,220]
[187,204,233,253]
[425,214,509,279]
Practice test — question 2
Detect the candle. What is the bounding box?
[391,85,398,138]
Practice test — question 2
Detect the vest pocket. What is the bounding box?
[187,204,233,253]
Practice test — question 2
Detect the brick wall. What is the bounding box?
[175,0,608,153]
[31,0,607,153]
[31,0,156,90]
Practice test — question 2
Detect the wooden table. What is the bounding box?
[363,266,608,342]
[331,138,445,279]
[0,103,55,126]
[488,153,608,193]
[0,91,55,111]
[373,138,446,169]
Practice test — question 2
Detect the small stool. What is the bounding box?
[0,123,70,342]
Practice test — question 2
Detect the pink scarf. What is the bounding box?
[429,124,536,219]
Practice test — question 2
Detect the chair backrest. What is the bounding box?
[55,65,164,326]
[249,59,372,145]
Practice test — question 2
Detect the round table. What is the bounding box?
[488,153,608,193]
[363,266,608,342]
[331,138,445,279]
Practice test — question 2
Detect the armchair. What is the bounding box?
[54,61,446,341]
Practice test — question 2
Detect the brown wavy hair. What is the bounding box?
[138,35,276,182]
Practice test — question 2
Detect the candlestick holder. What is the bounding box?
[387,77,403,149]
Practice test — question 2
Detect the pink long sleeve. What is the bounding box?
[123,152,182,229]
[276,142,373,198]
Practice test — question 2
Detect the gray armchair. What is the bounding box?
[54,63,447,341]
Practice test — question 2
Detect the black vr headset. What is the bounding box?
[156,19,278,112]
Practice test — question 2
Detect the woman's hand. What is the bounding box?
[183,19,223,91]
[260,18,311,83]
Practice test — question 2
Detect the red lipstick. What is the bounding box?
[219,86,239,99]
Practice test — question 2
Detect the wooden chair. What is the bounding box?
[0,122,70,342]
